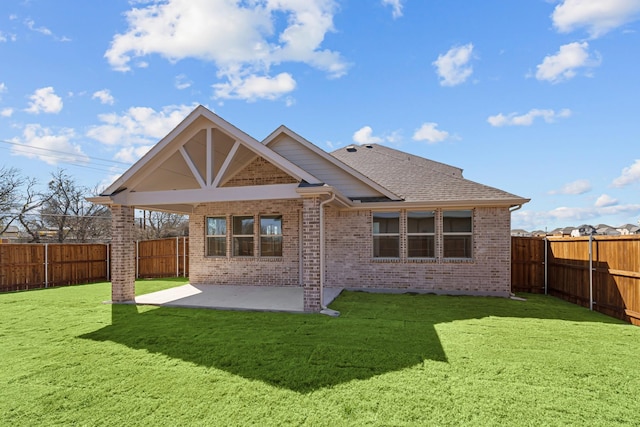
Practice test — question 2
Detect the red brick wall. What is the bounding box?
[324,206,512,296]
[221,157,297,187]
[110,204,136,301]
[189,199,302,287]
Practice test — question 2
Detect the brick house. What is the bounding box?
[92,105,529,312]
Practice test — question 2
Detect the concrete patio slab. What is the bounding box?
[135,284,343,313]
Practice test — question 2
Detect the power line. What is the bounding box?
[0,138,131,166]
[0,139,130,175]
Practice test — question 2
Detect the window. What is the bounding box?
[407,211,435,258]
[260,215,283,257]
[373,212,399,258]
[233,216,254,256]
[443,210,473,258]
[206,217,227,256]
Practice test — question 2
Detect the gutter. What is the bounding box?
[319,193,343,317]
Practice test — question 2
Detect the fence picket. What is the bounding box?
[512,236,640,326]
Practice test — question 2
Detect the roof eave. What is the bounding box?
[347,198,530,210]
[264,126,402,201]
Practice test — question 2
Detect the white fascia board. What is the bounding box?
[264,126,401,200]
[103,106,322,196]
[196,109,321,185]
[85,196,113,206]
[348,198,531,210]
[112,183,301,206]
[103,105,210,195]
[295,185,353,207]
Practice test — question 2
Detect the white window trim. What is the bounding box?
[232,215,255,257]
[407,211,436,259]
[205,216,227,257]
[442,210,473,260]
[260,215,283,257]
[372,212,400,259]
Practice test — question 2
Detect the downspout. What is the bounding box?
[319,193,336,310]
[510,204,523,212]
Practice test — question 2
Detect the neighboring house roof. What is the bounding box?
[331,144,527,206]
[91,105,528,212]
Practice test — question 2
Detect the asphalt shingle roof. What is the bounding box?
[330,144,527,204]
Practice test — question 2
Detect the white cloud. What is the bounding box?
[1,108,13,117]
[535,42,600,83]
[213,72,296,101]
[549,179,592,195]
[382,0,403,19]
[175,74,192,90]
[595,194,618,207]
[487,108,571,127]
[114,145,154,164]
[92,89,115,105]
[9,124,89,166]
[25,87,63,114]
[412,122,450,143]
[24,18,70,42]
[513,203,640,230]
[104,0,347,101]
[433,43,474,87]
[353,126,383,144]
[0,82,6,95]
[25,19,53,36]
[612,159,640,187]
[86,104,197,146]
[552,0,640,38]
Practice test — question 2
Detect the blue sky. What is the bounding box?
[1,0,639,231]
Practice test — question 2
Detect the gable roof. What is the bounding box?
[263,126,400,201]
[102,105,322,197]
[93,105,528,212]
[331,144,528,207]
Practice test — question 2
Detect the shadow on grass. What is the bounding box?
[80,290,620,393]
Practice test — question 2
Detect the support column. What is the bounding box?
[302,196,321,312]
[111,204,136,302]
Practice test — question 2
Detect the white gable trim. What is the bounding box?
[263,126,401,201]
[112,183,301,206]
[102,106,322,198]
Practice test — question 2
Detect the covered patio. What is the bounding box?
[134,284,343,314]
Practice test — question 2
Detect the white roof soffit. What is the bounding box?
[263,126,402,201]
[102,105,322,197]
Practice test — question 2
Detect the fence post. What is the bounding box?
[182,236,187,277]
[544,237,548,295]
[44,243,48,288]
[106,243,110,282]
[176,237,179,277]
[136,240,139,278]
[589,235,594,311]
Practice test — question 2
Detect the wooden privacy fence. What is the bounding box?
[136,237,189,278]
[0,237,189,292]
[0,243,109,292]
[512,236,640,325]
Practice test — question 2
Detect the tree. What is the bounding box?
[0,167,50,241]
[137,210,188,240]
[40,169,110,242]
[0,166,25,234]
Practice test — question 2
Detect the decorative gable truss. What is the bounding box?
[100,106,323,213]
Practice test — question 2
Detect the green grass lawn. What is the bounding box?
[1,280,639,426]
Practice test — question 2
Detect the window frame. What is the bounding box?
[372,211,400,258]
[260,215,283,257]
[232,215,255,257]
[442,210,473,259]
[407,210,436,259]
[205,216,227,257]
